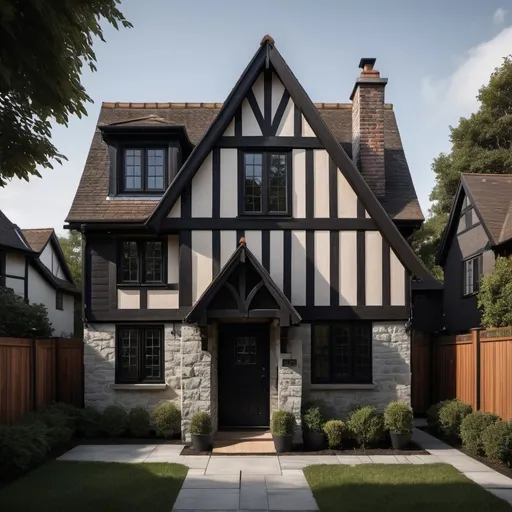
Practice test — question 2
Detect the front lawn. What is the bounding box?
[0,461,187,512]
[304,463,510,512]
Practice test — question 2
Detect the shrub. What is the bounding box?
[190,412,212,435]
[460,411,499,455]
[271,410,296,436]
[42,402,81,430]
[153,402,181,438]
[302,403,326,433]
[76,407,102,438]
[21,411,73,448]
[482,420,512,465]
[324,420,345,449]
[384,401,413,434]
[0,422,50,481]
[101,406,128,437]
[438,399,472,438]
[128,407,150,437]
[346,406,384,448]
[478,256,512,328]
[0,287,53,337]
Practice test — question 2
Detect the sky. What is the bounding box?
[1,0,511,234]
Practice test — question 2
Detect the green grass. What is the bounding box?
[0,461,187,512]
[304,463,510,512]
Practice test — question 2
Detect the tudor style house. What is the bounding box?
[0,211,77,336]
[66,36,438,438]
[437,173,512,333]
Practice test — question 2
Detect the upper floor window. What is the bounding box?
[463,254,482,296]
[56,290,64,310]
[122,148,166,193]
[120,240,165,284]
[242,152,290,215]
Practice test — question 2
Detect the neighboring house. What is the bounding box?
[437,173,512,333]
[0,211,77,336]
[66,36,438,438]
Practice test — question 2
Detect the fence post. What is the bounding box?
[31,333,37,410]
[471,327,482,411]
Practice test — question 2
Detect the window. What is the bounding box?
[311,323,372,384]
[56,290,63,310]
[242,152,290,215]
[116,326,164,383]
[463,254,483,296]
[119,240,165,284]
[122,148,166,193]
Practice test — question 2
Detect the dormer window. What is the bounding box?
[122,148,166,193]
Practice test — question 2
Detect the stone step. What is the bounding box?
[215,430,272,441]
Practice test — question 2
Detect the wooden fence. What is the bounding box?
[0,337,84,424]
[412,327,512,420]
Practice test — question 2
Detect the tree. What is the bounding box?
[58,231,82,288]
[478,256,512,328]
[0,1,131,186]
[414,56,512,272]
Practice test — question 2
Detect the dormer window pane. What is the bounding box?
[124,149,142,190]
[121,148,167,194]
[147,149,165,191]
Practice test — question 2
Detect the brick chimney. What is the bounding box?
[350,58,388,198]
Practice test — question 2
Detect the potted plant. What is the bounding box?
[384,401,413,450]
[190,412,211,451]
[271,410,296,453]
[302,402,326,450]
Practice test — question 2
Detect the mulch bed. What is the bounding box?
[418,426,512,479]
[180,441,428,456]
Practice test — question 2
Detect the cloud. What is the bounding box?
[420,26,512,115]
[493,8,506,25]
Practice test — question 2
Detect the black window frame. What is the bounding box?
[118,239,167,285]
[115,325,165,384]
[239,150,292,216]
[55,290,64,310]
[311,322,373,384]
[121,147,168,194]
[463,253,483,297]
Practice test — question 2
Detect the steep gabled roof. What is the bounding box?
[146,37,432,282]
[437,173,512,265]
[21,228,54,253]
[0,210,33,253]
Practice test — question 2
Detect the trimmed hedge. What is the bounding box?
[302,403,326,433]
[384,401,413,434]
[438,399,472,438]
[101,406,128,437]
[346,406,384,448]
[271,410,296,436]
[153,402,181,438]
[324,420,344,449]
[190,412,212,435]
[460,411,499,455]
[128,407,150,437]
[482,420,512,465]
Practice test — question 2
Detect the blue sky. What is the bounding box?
[1,0,511,233]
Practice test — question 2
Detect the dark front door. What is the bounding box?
[218,323,270,428]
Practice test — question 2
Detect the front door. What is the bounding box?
[218,323,270,428]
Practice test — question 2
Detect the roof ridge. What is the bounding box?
[463,172,512,177]
[21,227,54,232]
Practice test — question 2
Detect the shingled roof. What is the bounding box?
[21,228,54,253]
[0,210,33,252]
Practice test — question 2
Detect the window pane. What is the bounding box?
[312,325,330,381]
[124,149,142,190]
[145,241,163,282]
[122,241,139,282]
[352,324,372,383]
[244,153,263,212]
[235,337,257,365]
[465,259,474,295]
[331,325,352,382]
[146,149,165,191]
[119,328,139,380]
[144,329,162,379]
[269,153,288,213]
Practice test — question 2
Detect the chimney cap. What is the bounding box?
[359,58,377,70]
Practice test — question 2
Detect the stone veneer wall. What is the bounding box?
[302,322,410,417]
[83,324,181,411]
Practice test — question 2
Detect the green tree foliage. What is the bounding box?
[414,56,512,272]
[58,231,82,287]
[478,256,512,328]
[0,288,53,337]
[0,1,131,186]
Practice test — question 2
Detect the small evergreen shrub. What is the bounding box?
[482,420,512,465]
[128,407,150,437]
[153,402,181,438]
[21,411,73,448]
[189,412,212,435]
[346,406,384,448]
[271,410,296,436]
[42,402,81,430]
[302,403,326,433]
[101,406,128,437]
[438,399,472,438]
[324,420,345,449]
[460,411,499,455]
[76,407,102,438]
[384,401,413,434]
[426,401,447,433]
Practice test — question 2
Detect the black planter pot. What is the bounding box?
[273,434,293,453]
[191,434,211,451]
[306,430,325,451]
[389,431,412,450]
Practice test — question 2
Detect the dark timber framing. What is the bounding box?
[305,149,314,219]
[216,136,321,148]
[357,231,365,306]
[146,38,435,285]
[264,66,272,132]
[306,230,314,306]
[262,230,270,271]
[330,231,339,307]
[270,90,291,135]
[329,157,337,219]
[179,231,192,306]
[212,230,221,278]
[294,105,302,137]
[212,148,220,219]
[283,230,292,299]
[246,90,267,135]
